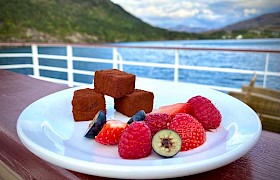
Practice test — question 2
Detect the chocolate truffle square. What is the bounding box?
[72,88,106,121]
[114,89,154,117]
[94,69,136,98]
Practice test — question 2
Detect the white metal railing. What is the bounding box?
[0,43,280,92]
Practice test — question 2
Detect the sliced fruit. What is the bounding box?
[84,110,106,139]
[168,113,206,151]
[152,129,182,158]
[144,113,172,136]
[127,110,146,124]
[95,120,128,145]
[152,103,191,118]
[118,121,152,159]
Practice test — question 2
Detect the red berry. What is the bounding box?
[95,120,128,145]
[118,122,152,159]
[144,113,172,136]
[168,113,206,151]
[187,95,222,130]
[152,103,190,118]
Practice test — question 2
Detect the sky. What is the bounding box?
[110,0,280,32]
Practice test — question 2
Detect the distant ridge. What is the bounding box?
[199,12,280,39]
[222,12,280,31]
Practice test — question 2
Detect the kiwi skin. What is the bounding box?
[152,129,182,158]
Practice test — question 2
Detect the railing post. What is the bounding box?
[67,45,74,87]
[31,44,39,78]
[112,47,118,69]
[174,49,179,83]
[263,53,270,88]
[118,52,124,71]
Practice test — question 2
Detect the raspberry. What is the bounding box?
[118,121,152,159]
[144,113,172,136]
[187,95,222,130]
[168,113,206,151]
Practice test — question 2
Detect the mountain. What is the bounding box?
[199,12,280,39]
[167,12,280,36]
[222,12,280,31]
[0,0,194,43]
[167,25,209,33]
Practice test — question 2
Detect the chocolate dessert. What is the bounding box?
[72,88,106,121]
[94,69,136,98]
[114,89,154,116]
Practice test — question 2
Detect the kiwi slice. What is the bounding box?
[152,129,182,158]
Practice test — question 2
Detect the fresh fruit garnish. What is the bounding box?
[127,110,146,124]
[118,121,152,159]
[152,129,182,158]
[152,103,191,118]
[144,113,172,136]
[84,110,106,139]
[168,113,206,151]
[187,95,222,130]
[95,120,128,145]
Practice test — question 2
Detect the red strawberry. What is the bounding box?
[152,103,190,118]
[187,95,222,130]
[95,120,128,145]
[168,113,206,151]
[144,113,171,136]
[118,121,152,159]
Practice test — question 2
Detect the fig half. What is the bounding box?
[127,110,146,124]
[152,129,182,158]
[84,110,106,138]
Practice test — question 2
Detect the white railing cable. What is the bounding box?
[0,64,33,69]
[39,65,69,72]
[38,54,67,60]
[73,56,112,63]
[0,53,32,58]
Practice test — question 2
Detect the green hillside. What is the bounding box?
[0,0,194,43]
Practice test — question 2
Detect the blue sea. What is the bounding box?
[1,39,280,91]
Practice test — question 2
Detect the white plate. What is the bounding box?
[17,78,262,179]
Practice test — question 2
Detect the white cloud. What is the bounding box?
[111,0,208,19]
[243,8,257,16]
[199,8,221,20]
[111,0,280,29]
[181,1,195,9]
